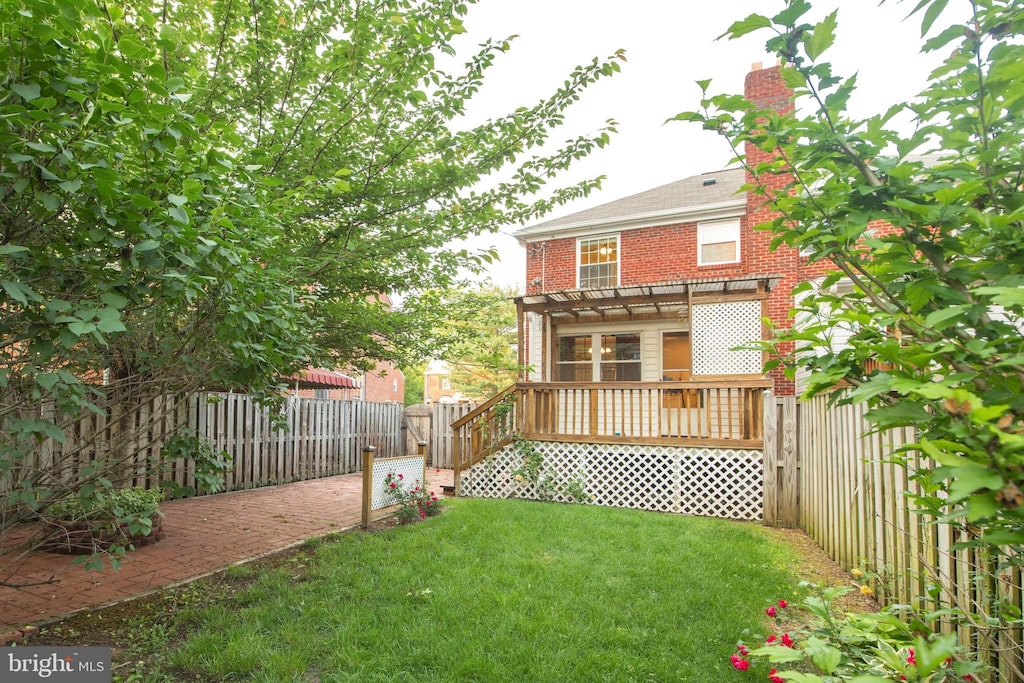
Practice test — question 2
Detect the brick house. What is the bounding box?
[451,64,826,520]
[423,360,463,404]
[514,62,816,399]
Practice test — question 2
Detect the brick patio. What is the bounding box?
[0,468,454,631]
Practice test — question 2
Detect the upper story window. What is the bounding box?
[697,219,740,266]
[578,235,619,288]
[441,376,451,390]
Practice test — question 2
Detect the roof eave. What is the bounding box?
[514,197,747,244]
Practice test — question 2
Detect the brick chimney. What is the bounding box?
[742,60,795,207]
[743,61,799,397]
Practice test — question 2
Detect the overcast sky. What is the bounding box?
[445,0,944,291]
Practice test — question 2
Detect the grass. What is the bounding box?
[159,498,799,682]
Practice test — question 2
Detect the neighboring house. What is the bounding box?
[288,362,404,403]
[289,366,361,400]
[358,360,405,403]
[423,359,463,404]
[291,293,405,403]
[452,63,830,521]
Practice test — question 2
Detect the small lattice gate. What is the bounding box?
[461,442,763,521]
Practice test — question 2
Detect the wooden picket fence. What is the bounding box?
[799,393,1023,682]
[191,393,402,492]
[429,402,479,469]
[2,392,403,499]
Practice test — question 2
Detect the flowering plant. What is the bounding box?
[731,583,985,682]
[383,472,443,523]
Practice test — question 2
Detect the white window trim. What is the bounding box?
[576,234,620,288]
[697,219,741,266]
[556,331,642,382]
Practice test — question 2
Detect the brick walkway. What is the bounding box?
[0,468,454,632]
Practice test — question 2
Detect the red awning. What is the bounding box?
[286,366,360,390]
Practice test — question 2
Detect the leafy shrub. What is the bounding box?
[731,582,986,682]
[48,486,163,522]
[383,472,443,523]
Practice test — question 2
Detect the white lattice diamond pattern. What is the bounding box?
[692,300,763,375]
[370,456,424,511]
[464,442,763,520]
[678,448,763,519]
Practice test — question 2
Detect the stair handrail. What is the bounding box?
[452,384,520,495]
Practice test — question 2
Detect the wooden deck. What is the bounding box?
[452,380,771,485]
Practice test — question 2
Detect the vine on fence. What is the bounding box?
[509,436,592,504]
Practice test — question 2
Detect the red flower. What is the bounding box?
[777,599,788,608]
[389,482,396,488]
[730,654,750,671]
[769,668,784,683]
[781,633,794,648]
[765,606,777,617]
[736,644,748,656]
[766,635,777,644]
[907,648,916,665]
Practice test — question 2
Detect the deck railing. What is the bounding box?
[452,380,769,492]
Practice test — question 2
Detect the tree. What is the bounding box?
[676,0,1023,676]
[437,282,520,401]
[403,361,427,406]
[0,0,622,579]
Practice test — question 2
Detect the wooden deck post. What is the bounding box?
[453,433,462,498]
[361,445,375,529]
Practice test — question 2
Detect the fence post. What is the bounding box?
[779,397,799,527]
[361,445,376,529]
[762,390,778,526]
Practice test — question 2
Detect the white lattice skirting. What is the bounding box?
[462,442,764,521]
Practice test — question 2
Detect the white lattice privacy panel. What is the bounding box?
[462,443,763,520]
[692,300,763,376]
[370,455,425,511]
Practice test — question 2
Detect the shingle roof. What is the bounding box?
[515,167,746,237]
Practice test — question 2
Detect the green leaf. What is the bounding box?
[168,206,189,225]
[0,245,31,256]
[95,308,126,333]
[25,141,57,153]
[35,373,60,391]
[947,464,1003,502]
[116,35,149,59]
[11,82,41,101]
[1,279,29,304]
[134,239,160,253]
[721,14,772,39]
[67,321,96,336]
[39,193,61,211]
[100,292,129,309]
[975,286,1024,307]
[805,11,838,60]
[920,0,949,36]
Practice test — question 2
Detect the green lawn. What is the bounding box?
[169,498,798,682]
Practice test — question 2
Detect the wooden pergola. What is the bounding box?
[513,274,781,382]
